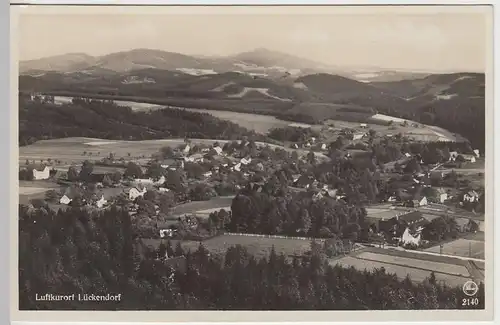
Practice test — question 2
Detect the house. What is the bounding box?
[159,229,175,238]
[96,195,107,208]
[32,166,51,180]
[419,196,428,206]
[240,157,252,165]
[213,146,223,155]
[379,211,428,239]
[360,123,367,128]
[353,133,365,141]
[158,187,170,193]
[473,149,480,158]
[310,137,316,143]
[400,227,422,246]
[388,196,397,202]
[203,171,213,178]
[154,176,166,185]
[233,163,242,172]
[292,143,299,149]
[449,151,459,161]
[404,153,412,158]
[182,144,191,155]
[305,142,311,148]
[59,195,72,205]
[128,187,147,200]
[320,143,327,150]
[435,188,448,203]
[463,190,479,203]
[410,196,428,207]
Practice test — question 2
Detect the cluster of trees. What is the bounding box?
[268,126,319,143]
[19,204,483,310]
[227,186,367,240]
[19,98,269,146]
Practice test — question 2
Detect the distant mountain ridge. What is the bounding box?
[20,48,437,82]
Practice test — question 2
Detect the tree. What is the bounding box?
[79,160,94,182]
[44,190,58,202]
[110,171,122,183]
[175,242,184,257]
[124,162,144,179]
[67,166,79,182]
[144,190,158,203]
[159,192,175,213]
[146,162,164,181]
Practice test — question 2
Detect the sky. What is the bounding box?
[15,6,491,72]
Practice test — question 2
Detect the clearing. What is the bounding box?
[424,239,485,260]
[332,255,469,287]
[169,233,321,259]
[171,196,234,216]
[20,136,327,167]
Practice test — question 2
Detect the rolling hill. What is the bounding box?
[18,63,486,149]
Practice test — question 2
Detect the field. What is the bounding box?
[356,252,470,277]
[171,196,234,216]
[19,180,62,205]
[332,247,475,287]
[332,255,469,287]
[144,233,321,259]
[424,239,485,259]
[323,114,464,143]
[19,187,50,195]
[19,136,327,168]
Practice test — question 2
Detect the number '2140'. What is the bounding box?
[462,298,479,306]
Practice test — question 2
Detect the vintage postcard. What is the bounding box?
[10,4,494,323]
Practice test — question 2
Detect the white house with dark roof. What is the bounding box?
[59,195,72,205]
[128,187,147,200]
[96,195,107,208]
[32,166,51,180]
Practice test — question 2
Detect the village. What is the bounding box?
[19,119,485,288]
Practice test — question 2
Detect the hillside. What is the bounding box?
[18,67,486,149]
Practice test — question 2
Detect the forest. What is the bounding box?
[18,96,269,146]
[19,205,484,310]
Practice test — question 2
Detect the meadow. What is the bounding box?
[424,239,485,260]
[172,234,321,259]
[332,255,469,287]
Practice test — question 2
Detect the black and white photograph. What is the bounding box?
[12,4,493,320]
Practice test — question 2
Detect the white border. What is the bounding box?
[7,1,498,325]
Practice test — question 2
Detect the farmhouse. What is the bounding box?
[379,211,428,238]
[213,146,223,155]
[96,195,107,208]
[128,187,147,200]
[31,165,51,180]
[436,188,448,203]
[59,195,72,205]
[400,227,422,246]
[463,190,479,203]
[449,151,459,161]
[159,228,176,238]
[240,157,252,165]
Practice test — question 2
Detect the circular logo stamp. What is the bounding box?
[463,280,479,296]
